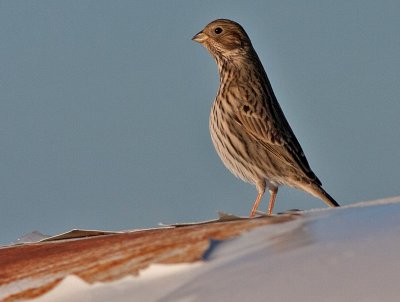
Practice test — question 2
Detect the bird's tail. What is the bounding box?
[300,183,340,208]
[317,186,340,207]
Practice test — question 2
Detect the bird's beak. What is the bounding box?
[192,31,209,43]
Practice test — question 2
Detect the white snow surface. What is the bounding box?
[34,197,400,302]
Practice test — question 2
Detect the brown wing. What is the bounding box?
[231,82,321,185]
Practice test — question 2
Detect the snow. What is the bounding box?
[34,197,400,302]
[34,264,202,302]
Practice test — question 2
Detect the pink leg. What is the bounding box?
[249,192,264,218]
[267,187,278,215]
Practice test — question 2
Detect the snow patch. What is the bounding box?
[34,263,202,302]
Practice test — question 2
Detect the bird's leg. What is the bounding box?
[249,192,264,218]
[267,187,278,215]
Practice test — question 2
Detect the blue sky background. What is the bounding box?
[1,1,399,244]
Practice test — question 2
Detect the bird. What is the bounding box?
[192,19,340,217]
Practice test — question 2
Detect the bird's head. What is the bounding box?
[192,19,254,61]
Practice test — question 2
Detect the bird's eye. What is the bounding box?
[214,27,223,34]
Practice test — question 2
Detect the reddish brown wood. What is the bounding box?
[0,215,294,301]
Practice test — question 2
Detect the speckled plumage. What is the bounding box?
[193,19,339,216]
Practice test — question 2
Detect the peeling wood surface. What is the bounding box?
[0,215,295,302]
